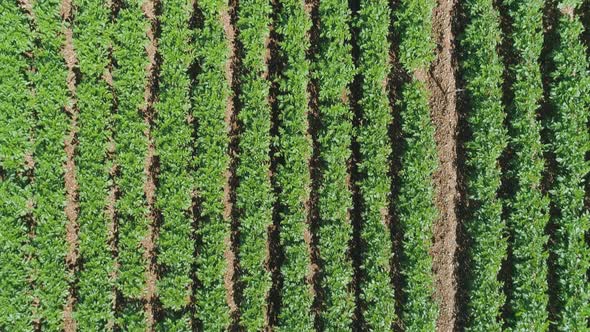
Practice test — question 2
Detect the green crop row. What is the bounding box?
[72,0,115,328]
[111,0,151,328]
[314,0,355,329]
[153,0,195,330]
[234,0,274,329]
[394,0,439,329]
[273,0,314,330]
[502,0,549,330]
[0,2,34,331]
[192,0,232,330]
[29,0,71,329]
[354,1,395,330]
[546,1,590,329]
[459,0,508,330]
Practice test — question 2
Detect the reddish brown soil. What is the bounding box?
[427,0,460,331]
[304,0,321,328]
[61,0,79,330]
[141,0,159,329]
[221,3,240,325]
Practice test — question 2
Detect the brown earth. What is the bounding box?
[221,2,240,327]
[427,0,460,331]
[304,0,322,329]
[61,0,79,330]
[141,0,159,329]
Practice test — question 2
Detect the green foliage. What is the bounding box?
[314,0,355,329]
[547,1,590,330]
[274,0,314,330]
[111,0,151,328]
[354,1,396,330]
[234,0,274,329]
[192,0,232,330]
[72,0,115,328]
[394,0,439,329]
[154,0,195,329]
[393,0,435,73]
[502,0,549,330]
[29,0,71,329]
[0,3,34,331]
[396,81,439,331]
[459,0,508,330]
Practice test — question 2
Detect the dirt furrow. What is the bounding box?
[347,0,365,330]
[140,0,160,329]
[303,0,322,329]
[221,2,240,327]
[17,1,39,329]
[266,0,283,328]
[61,0,80,329]
[427,0,460,331]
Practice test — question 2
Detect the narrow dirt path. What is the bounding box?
[141,0,159,329]
[221,2,240,327]
[61,0,80,330]
[427,0,460,330]
[304,0,322,329]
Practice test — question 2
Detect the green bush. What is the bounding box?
[459,0,508,330]
[0,3,34,331]
[314,0,355,329]
[72,0,115,328]
[192,0,233,330]
[234,0,274,329]
[274,0,314,330]
[546,1,590,329]
[354,1,396,330]
[502,0,549,330]
[111,0,151,328]
[154,0,195,329]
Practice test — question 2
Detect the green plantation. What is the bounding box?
[1,0,589,331]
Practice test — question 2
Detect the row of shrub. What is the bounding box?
[546,1,590,329]
[192,0,233,330]
[501,0,549,330]
[72,0,116,328]
[153,0,195,329]
[0,2,34,330]
[314,0,356,329]
[394,0,439,329]
[111,0,152,328]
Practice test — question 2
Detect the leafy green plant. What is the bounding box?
[502,0,549,330]
[0,2,34,331]
[29,0,71,329]
[72,0,115,328]
[192,0,233,330]
[273,0,314,330]
[393,0,439,330]
[154,0,195,330]
[546,1,590,329]
[459,0,508,330]
[314,0,355,329]
[111,0,151,328]
[234,0,274,329]
[354,1,396,330]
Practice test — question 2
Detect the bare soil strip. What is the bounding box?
[427,0,460,331]
[105,3,120,327]
[347,0,365,329]
[266,0,284,328]
[386,2,411,331]
[141,0,160,329]
[303,0,323,329]
[221,2,241,327]
[18,1,39,329]
[61,0,80,329]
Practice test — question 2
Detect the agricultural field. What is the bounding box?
[0,0,589,330]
